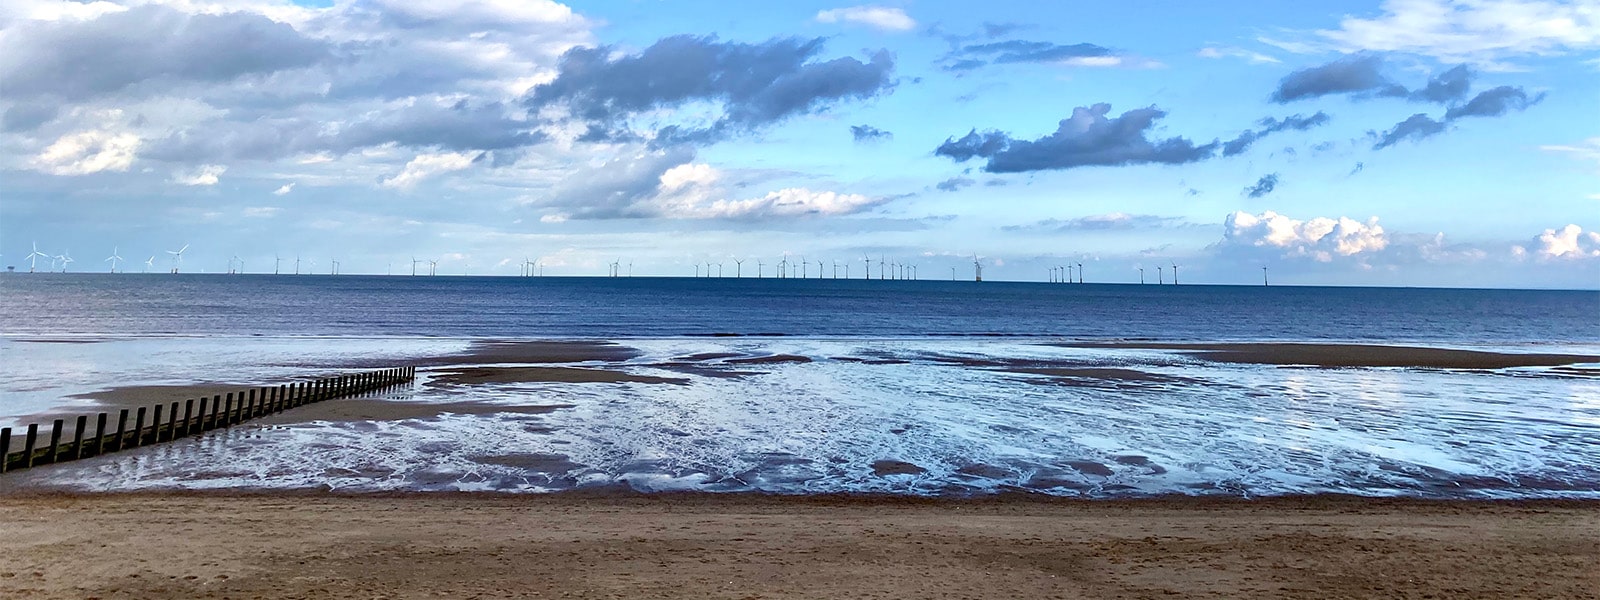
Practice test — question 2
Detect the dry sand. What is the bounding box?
[1054,341,1600,369]
[0,492,1595,599]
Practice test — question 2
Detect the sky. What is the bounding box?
[0,0,1596,287]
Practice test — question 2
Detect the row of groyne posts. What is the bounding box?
[0,367,416,474]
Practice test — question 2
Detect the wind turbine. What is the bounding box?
[863,255,871,280]
[25,243,47,273]
[104,247,123,273]
[57,250,74,273]
[1139,267,1145,284]
[295,255,301,275]
[143,256,155,273]
[800,256,807,279]
[1263,266,1269,286]
[734,259,744,278]
[757,260,764,278]
[1157,266,1164,285]
[1171,262,1179,285]
[973,255,982,282]
[167,244,189,274]
[1077,262,1084,284]
[428,260,438,276]
[235,256,245,275]
[275,253,283,275]
[879,255,886,280]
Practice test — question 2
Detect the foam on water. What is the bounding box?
[5,337,1598,498]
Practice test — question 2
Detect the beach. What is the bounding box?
[1,491,1596,599]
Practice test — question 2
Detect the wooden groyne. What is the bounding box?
[0,367,415,474]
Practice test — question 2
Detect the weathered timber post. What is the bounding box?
[0,427,10,473]
[113,409,129,451]
[94,412,108,455]
[150,405,163,445]
[133,407,147,448]
[248,389,258,418]
[46,419,63,464]
[167,402,179,441]
[223,393,234,427]
[23,423,38,468]
[183,399,196,436]
[196,397,209,434]
[209,395,222,430]
[73,415,88,459]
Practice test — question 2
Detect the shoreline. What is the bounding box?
[2,491,1596,599]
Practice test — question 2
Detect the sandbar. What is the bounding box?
[1052,341,1600,369]
[0,492,1594,599]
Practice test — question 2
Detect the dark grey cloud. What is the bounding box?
[0,5,329,101]
[147,100,543,161]
[935,104,1218,173]
[1372,114,1448,149]
[1,103,60,132]
[1243,173,1280,198]
[527,35,895,145]
[1413,65,1473,103]
[851,124,893,142]
[1221,112,1331,157]
[1444,86,1545,119]
[941,39,1117,71]
[1270,54,1401,103]
[1370,85,1541,150]
[935,176,975,192]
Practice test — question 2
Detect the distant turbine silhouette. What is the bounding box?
[104,246,123,273]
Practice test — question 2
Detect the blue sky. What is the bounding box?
[0,0,1596,287]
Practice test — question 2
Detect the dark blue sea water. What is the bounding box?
[2,273,1596,343]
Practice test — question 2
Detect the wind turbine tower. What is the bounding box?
[167,244,188,274]
[973,255,982,282]
[25,243,46,273]
[1171,262,1179,285]
[105,247,123,273]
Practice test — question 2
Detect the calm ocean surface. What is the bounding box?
[1,273,1597,342]
[2,274,1598,498]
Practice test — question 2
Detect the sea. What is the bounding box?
[2,273,1598,498]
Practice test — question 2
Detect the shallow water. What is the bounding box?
[4,336,1597,498]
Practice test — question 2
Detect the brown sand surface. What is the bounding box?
[429,366,687,386]
[1054,341,1600,369]
[0,492,1595,600]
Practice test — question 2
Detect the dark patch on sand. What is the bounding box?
[1050,342,1600,369]
[725,354,813,365]
[1001,367,1188,384]
[1064,461,1114,477]
[437,340,643,366]
[672,352,747,362]
[430,366,687,386]
[871,460,927,477]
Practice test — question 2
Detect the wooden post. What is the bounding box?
[94,412,108,455]
[196,397,209,433]
[209,395,222,429]
[250,389,259,418]
[246,389,257,419]
[167,402,179,441]
[73,416,88,459]
[113,409,128,451]
[46,419,63,464]
[24,423,38,468]
[183,399,196,436]
[150,405,163,445]
[132,407,147,448]
[225,393,235,426]
[0,427,9,473]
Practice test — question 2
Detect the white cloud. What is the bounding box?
[1220,210,1389,262]
[815,5,916,32]
[658,162,720,191]
[243,206,281,218]
[380,152,477,189]
[1197,46,1282,64]
[30,129,140,175]
[1541,137,1600,171]
[1311,0,1600,63]
[1517,224,1600,259]
[172,164,226,186]
[272,183,296,195]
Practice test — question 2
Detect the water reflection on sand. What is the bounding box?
[3,336,1598,498]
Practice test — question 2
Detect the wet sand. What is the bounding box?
[428,365,686,386]
[428,340,642,365]
[0,492,1595,599]
[1053,341,1600,369]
